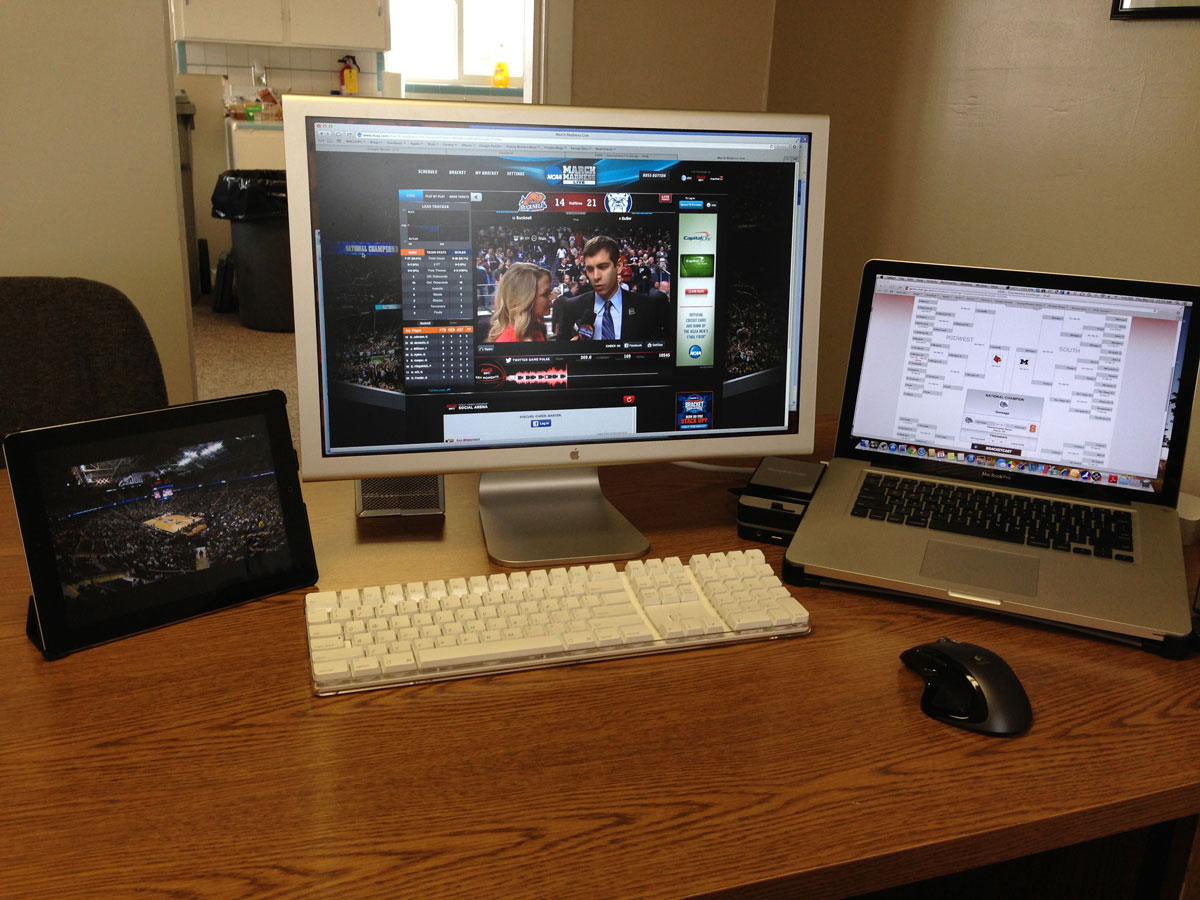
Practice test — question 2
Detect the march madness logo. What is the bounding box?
[561,164,597,185]
[518,191,549,212]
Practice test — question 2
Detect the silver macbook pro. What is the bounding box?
[784,260,1200,656]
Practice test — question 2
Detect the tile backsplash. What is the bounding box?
[178,42,384,100]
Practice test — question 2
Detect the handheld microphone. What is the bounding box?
[574,309,596,340]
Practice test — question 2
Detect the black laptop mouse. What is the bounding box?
[900,637,1032,737]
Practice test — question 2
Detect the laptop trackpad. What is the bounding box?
[920,540,1040,597]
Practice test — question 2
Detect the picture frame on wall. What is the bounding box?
[1111,0,1200,19]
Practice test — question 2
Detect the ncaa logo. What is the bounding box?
[689,345,702,359]
[545,165,564,184]
[604,193,632,213]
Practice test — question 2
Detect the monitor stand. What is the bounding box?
[477,466,650,568]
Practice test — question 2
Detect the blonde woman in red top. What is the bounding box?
[487,262,553,342]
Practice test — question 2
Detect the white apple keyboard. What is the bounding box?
[304,549,810,695]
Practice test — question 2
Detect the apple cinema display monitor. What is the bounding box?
[283,96,827,566]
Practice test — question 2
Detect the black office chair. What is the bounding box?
[0,277,168,465]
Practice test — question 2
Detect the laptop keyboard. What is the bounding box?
[854,472,1135,561]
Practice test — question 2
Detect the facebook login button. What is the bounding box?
[444,408,637,446]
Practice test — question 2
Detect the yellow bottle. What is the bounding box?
[340,55,360,95]
[492,61,509,88]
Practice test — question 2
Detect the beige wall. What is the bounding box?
[0,0,196,404]
[571,0,776,110]
[767,0,1200,420]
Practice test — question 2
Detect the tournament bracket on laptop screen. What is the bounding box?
[303,117,810,456]
[849,273,1193,495]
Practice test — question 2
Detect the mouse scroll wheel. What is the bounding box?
[903,649,943,675]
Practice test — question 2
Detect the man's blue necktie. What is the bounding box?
[600,300,615,340]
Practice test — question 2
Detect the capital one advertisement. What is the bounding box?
[676,213,718,367]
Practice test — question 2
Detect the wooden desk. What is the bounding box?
[3,419,1200,899]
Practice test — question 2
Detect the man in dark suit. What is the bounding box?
[648,278,670,304]
[556,235,666,342]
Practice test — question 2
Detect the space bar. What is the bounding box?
[414,635,565,669]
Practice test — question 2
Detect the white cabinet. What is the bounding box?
[172,0,284,44]
[288,0,387,50]
[170,0,388,50]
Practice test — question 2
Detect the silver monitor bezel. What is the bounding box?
[283,95,828,480]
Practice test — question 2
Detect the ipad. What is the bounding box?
[4,391,318,658]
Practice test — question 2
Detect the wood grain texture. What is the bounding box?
[2,418,1198,899]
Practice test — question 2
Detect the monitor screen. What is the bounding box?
[283,97,827,564]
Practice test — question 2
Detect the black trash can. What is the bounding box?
[211,169,293,332]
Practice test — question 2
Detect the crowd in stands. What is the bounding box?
[475,222,674,299]
[724,286,785,379]
[52,478,287,597]
[334,329,405,391]
[322,258,401,315]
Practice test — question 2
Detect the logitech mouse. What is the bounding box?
[900,637,1032,737]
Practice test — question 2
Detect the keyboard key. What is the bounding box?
[312,646,364,663]
[593,626,623,647]
[593,601,640,618]
[382,650,417,674]
[351,657,382,680]
[414,634,564,669]
[313,660,352,686]
[310,636,346,651]
[650,613,685,638]
[621,625,654,644]
[306,591,338,611]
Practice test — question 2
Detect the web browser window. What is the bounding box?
[303,115,815,459]
[850,273,1192,493]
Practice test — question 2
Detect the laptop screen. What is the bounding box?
[839,262,1199,503]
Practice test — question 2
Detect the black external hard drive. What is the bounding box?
[745,456,825,502]
[737,495,809,544]
[736,457,826,544]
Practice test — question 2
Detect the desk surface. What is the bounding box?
[2,418,1199,899]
